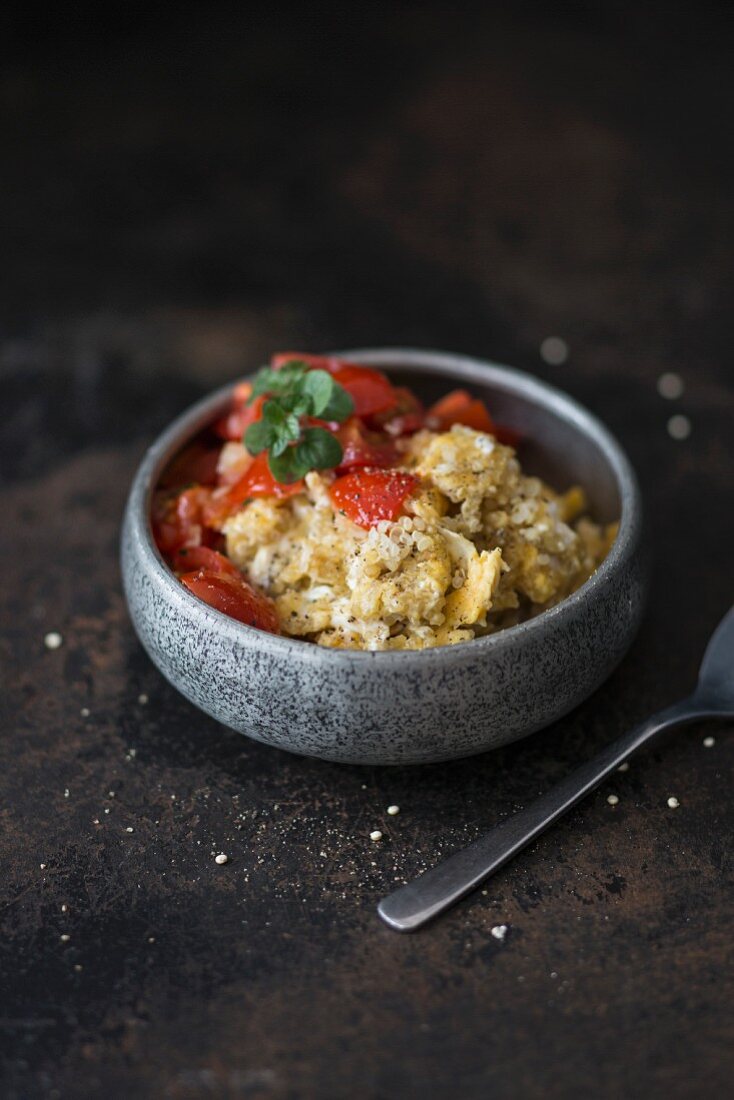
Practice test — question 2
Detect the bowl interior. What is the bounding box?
[150,351,627,561]
[359,363,621,525]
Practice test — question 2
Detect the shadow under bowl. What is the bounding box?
[121,348,647,764]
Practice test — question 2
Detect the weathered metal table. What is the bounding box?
[2,5,732,1097]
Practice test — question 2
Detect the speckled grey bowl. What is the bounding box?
[121,348,646,764]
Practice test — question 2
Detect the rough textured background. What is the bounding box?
[1,4,732,1098]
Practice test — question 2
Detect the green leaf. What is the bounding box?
[283,411,301,440]
[260,399,286,427]
[320,383,354,423]
[248,367,277,401]
[300,370,335,416]
[244,419,273,455]
[260,402,299,441]
[275,360,309,390]
[267,446,306,484]
[244,359,350,482]
[248,361,308,402]
[296,427,343,471]
[279,390,310,417]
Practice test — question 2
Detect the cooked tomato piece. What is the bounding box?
[152,486,216,554]
[272,352,397,419]
[369,386,426,436]
[174,486,207,523]
[152,516,186,556]
[428,389,495,433]
[159,441,221,488]
[335,419,399,471]
[271,352,342,372]
[329,469,417,528]
[213,392,265,441]
[227,452,305,501]
[427,388,521,443]
[173,546,241,578]
[204,452,305,527]
[329,365,396,418]
[233,381,254,403]
[495,425,522,446]
[180,570,280,633]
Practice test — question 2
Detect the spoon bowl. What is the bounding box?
[695,607,734,709]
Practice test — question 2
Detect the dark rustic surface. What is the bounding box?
[2,5,733,1098]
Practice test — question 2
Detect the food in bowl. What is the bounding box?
[152,353,617,650]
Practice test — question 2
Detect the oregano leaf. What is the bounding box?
[296,427,343,471]
[244,419,273,455]
[300,370,335,417]
[321,385,354,423]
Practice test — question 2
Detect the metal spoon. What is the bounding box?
[378,607,734,933]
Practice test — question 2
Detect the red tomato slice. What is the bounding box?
[152,518,186,555]
[180,570,280,633]
[174,486,213,530]
[428,390,496,433]
[271,352,342,372]
[493,424,522,446]
[233,381,254,403]
[152,487,216,554]
[172,546,241,578]
[159,441,221,488]
[335,419,399,471]
[329,469,417,528]
[271,352,397,418]
[329,365,396,418]
[228,452,305,501]
[368,386,426,436]
[427,389,521,443]
[214,393,265,441]
[205,452,305,527]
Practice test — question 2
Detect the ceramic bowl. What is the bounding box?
[121,348,646,764]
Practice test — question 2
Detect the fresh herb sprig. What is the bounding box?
[244,359,354,483]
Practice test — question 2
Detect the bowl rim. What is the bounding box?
[126,347,642,665]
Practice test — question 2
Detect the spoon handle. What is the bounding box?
[378,698,706,932]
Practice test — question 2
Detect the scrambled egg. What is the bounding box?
[222,425,616,650]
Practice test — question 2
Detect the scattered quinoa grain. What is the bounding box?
[607,794,619,806]
[138,693,149,705]
[125,827,134,833]
[80,707,90,718]
[667,797,680,809]
[60,934,70,943]
[667,414,691,440]
[657,372,684,400]
[387,805,400,816]
[703,736,715,748]
[214,853,228,865]
[617,762,629,772]
[491,924,508,941]
[539,336,569,365]
[44,631,63,650]
[370,830,383,842]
